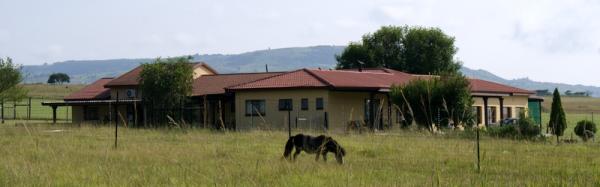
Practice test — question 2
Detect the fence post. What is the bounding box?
[28,97,31,120]
[1,100,4,124]
[114,92,119,149]
[13,100,16,120]
[476,128,480,172]
[288,110,291,138]
[324,111,329,130]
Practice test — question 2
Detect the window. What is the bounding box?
[364,99,380,124]
[278,99,293,111]
[515,107,525,119]
[301,98,308,110]
[245,100,266,116]
[502,107,512,119]
[84,106,99,120]
[489,106,497,123]
[316,98,324,110]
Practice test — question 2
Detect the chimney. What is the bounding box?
[357,60,365,72]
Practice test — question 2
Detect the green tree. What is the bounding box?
[403,27,460,74]
[336,25,461,75]
[548,88,567,141]
[139,56,194,125]
[0,57,27,102]
[47,73,70,84]
[390,74,474,131]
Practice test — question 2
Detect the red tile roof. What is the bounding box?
[192,72,284,96]
[227,69,329,90]
[105,62,216,87]
[469,78,534,95]
[307,69,415,90]
[228,68,533,95]
[64,78,113,101]
[228,68,416,91]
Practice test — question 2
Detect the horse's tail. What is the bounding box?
[283,136,295,159]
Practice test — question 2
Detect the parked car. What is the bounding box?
[500,118,518,126]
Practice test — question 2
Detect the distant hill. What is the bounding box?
[21,45,600,97]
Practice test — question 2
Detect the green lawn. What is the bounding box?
[1,98,72,121]
[1,124,599,186]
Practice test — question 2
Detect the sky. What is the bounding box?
[1,0,599,86]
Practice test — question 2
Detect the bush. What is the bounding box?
[574,120,597,141]
[487,112,540,139]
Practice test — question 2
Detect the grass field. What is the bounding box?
[1,84,82,122]
[542,96,600,114]
[21,84,86,100]
[1,124,599,186]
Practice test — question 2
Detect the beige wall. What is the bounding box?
[193,66,216,79]
[111,87,140,100]
[327,91,397,131]
[234,89,400,132]
[472,95,529,126]
[71,105,112,124]
[234,89,330,130]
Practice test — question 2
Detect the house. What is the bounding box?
[43,62,217,125]
[45,64,543,131]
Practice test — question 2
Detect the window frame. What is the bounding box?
[316,98,324,110]
[301,98,309,110]
[278,99,293,111]
[245,100,266,116]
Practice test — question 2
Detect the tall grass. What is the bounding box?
[1,124,599,186]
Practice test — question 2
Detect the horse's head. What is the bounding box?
[326,139,346,164]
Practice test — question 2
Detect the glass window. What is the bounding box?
[278,99,293,111]
[316,98,324,110]
[301,98,308,110]
[502,107,512,119]
[245,100,266,116]
[515,107,525,119]
[489,106,497,123]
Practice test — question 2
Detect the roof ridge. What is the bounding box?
[105,65,142,86]
[202,71,287,76]
[469,78,533,94]
[304,69,333,87]
[224,70,302,89]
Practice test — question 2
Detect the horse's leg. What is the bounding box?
[315,152,320,161]
[321,152,327,162]
[335,153,344,164]
[293,149,301,161]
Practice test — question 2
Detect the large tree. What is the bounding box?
[335,25,461,75]
[139,56,194,124]
[0,57,27,102]
[548,88,567,141]
[47,73,70,84]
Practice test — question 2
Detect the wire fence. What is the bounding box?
[0,97,71,123]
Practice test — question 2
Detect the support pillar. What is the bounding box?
[52,106,57,124]
[1,100,4,124]
[499,97,504,121]
[387,93,392,129]
[369,93,375,129]
[483,96,489,127]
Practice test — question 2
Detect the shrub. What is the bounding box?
[574,120,597,141]
[390,74,474,131]
[487,112,540,139]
